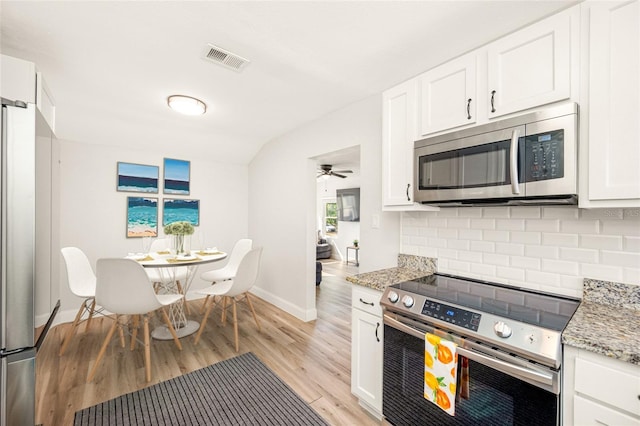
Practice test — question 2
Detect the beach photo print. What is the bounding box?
[126,196,158,237]
[163,198,200,226]
[117,162,159,193]
[163,158,190,195]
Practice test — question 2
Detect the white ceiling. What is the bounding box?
[1,1,576,165]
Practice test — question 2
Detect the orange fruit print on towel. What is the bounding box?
[437,344,454,364]
[436,388,451,410]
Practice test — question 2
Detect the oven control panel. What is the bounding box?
[421,299,481,331]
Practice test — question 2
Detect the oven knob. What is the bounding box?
[388,291,399,303]
[494,321,512,338]
[402,295,415,308]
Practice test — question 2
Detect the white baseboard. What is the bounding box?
[250,286,317,322]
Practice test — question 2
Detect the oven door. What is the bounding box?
[383,314,560,426]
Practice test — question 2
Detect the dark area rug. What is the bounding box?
[74,352,328,425]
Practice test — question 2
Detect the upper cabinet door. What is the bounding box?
[417,53,477,138]
[487,8,574,118]
[382,80,416,206]
[582,0,640,205]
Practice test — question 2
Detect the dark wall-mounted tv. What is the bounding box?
[337,188,360,222]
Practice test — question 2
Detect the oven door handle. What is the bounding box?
[383,314,556,391]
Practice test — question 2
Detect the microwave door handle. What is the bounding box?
[510,128,520,194]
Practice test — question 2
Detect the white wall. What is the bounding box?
[57,140,249,323]
[248,95,401,321]
[401,206,640,298]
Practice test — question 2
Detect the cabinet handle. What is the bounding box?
[490,90,496,113]
[375,322,380,342]
[359,298,374,306]
[406,183,411,201]
[467,98,472,119]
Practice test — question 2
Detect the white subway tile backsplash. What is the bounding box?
[448,239,470,251]
[511,256,540,270]
[543,207,579,219]
[525,219,560,232]
[483,230,510,242]
[601,251,640,268]
[496,219,525,231]
[542,259,579,275]
[482,207,511,218]
[561,220,599,234]
[403,207,639,295]
[601,220,640,236]
[496,242,525,256]
[580,234,623,251]
[542,233,579,248]
[560,247,599,263]
[580,209,623,220]
[624,236,640,253]
[511,206,541,219]
[459,229,483,240]
[470,240,495,253]
[511,231,542,245]
[470,218,496,230]
[525,245,559,259]
[483,253,510,266]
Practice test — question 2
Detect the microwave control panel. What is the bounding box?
[524,129,564,182]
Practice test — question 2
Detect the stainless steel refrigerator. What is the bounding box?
[1,99,59,426]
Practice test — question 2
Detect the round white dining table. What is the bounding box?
[133,250,227,340]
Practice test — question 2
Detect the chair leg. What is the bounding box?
[200,295,210,314]
[87,318,119,383]
[232,298,239,352]
[117,321,126,348]
[245,292,261,331]
[59,301,85,356]
[221,296,228,325]
[160,308,182,350]
[143,315,151,382]
[194,295,216,345]
[85,299,96,332]
[130,315,139,350]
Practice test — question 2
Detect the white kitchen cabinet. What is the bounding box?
[579,0,640,208]
[1,55,56,132]
[486,7,577,119]
[382,80,416,207]
[351,285,383,418]
[563,346,640,425]
[417,52,478,137]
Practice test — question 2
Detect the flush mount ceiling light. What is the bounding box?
[167,95,207,115]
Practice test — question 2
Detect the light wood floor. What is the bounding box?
[36,266,379,426]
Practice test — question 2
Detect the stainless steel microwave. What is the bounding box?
[414,103,578,206]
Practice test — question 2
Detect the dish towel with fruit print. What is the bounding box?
[424,332,458,416]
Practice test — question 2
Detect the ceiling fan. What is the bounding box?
[317,164,353,179]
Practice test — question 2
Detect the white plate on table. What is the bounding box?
[176,254,197,261]
[126,253,147,261]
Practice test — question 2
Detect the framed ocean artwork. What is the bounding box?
[163,198,200,226]
[126,197,158,238]
[163,158,190,195]
[117,162,159,193]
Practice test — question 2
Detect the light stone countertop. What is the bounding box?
[562,279,640,365]
[346,254,436,292]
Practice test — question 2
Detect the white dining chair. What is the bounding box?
[59,247,98,356]
[87,258,183,383]
[199,238,252,312]
[194,247,262,352]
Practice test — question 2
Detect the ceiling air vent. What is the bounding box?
[203,44,250,72]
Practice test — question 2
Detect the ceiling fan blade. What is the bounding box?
[331,172,348,178]
[333,170,353,174]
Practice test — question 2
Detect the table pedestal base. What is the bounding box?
[151,320,200,340]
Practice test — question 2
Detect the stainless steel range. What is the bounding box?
[381,273,580,426]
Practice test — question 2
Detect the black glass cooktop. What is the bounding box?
[390,273,580,331]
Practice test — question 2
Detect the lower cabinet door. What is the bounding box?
[351,307,383,416]
[574,395,640,426]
